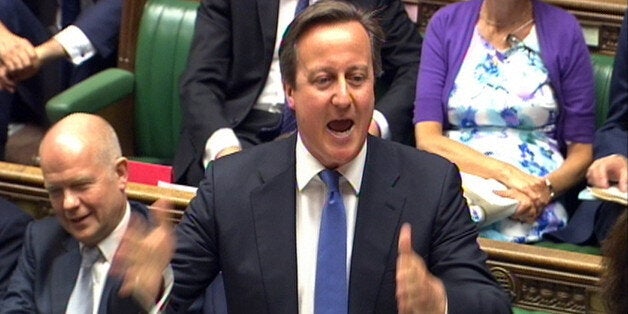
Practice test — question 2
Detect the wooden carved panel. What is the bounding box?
[480,238,604,313]
[494,262,604,313]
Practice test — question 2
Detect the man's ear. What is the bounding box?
[115,157,129,187]
[284,83,296,110]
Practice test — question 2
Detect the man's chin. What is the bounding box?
[323,145,362,168]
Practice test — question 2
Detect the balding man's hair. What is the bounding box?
[40,113,122,167]
[279,0,385,87]
[94,117,122,165]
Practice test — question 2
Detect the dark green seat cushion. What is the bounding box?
[533,240,602,255]
[513,306,552,314]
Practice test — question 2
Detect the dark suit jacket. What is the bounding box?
[73,0,122,61]
[173,0,422,185]
[596,8,628,160]
[0,198,32,299]
[0,0,53,159]
[63,0,122,85]
[0,202,147,314]
[169,135,511,313]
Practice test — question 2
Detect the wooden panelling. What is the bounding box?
[117,0,148,72]
[0,161,192,222]
[415,0,626,55]
[480,238,604,313]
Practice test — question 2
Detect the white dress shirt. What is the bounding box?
[70,202,130,314]
[54,0,97,65]
[204,0,303,165]
[69,203,173,314]
[54,25,96,65]
[295,134,366,314]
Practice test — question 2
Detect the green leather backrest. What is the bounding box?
[591,53,614,128]
[134,0,199,162]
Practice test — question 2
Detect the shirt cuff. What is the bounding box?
[53,25,96,65]
[149,265,174,314]
[204,128,241,168]
[372,109,391,140]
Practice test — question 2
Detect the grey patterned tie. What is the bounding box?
[66,246,101,314]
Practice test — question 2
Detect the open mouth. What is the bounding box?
[327,119,354,137]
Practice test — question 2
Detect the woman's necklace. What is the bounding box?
[505,18,534,45]
[480,13,534,47]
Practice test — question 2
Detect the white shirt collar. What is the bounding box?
[79,202,131,263]
[295,134,366,194]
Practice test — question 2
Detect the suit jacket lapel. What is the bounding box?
[250,137,298,313]
[98,203,149,314]
[98,276,116,314]
[349,137,405,313]
[51,236,81,314]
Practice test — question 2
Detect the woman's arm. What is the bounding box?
[416,122,547,193]
[547,142,593,196]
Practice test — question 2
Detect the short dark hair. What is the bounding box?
[602,210,628,314]
[279,0,385,87]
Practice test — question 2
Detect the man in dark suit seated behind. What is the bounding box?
[114,2,511,312]
[0,0,122,162]
[1,113,170,313]
[174,0,422,187]
[547,10,628,246]
[0,197,32,300]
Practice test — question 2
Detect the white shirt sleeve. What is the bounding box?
[149,265,174,314]
[203,128,242,168]
[372,109,391,140]
[53,25,97,65]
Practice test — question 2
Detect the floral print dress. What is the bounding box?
[447,26,567,243]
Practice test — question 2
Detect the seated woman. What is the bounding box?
[414,0,595,243]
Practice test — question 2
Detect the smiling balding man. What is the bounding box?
[1,113,168,313]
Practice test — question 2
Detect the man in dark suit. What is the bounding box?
[0,197,32,299]
[174,0,421,186]
[0,0,121,161]
[1,113,167,313]
[546,10,627,246]
[118,2,510,312]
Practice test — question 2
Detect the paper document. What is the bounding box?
[588,186,627,206]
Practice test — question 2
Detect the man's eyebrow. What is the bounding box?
[45,176,94,189]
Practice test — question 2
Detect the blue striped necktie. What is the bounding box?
[315,169,348,314]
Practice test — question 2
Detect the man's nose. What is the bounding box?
[62,191,80,210]
[332,78,352,108]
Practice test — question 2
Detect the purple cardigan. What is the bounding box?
[413,0,595,152]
